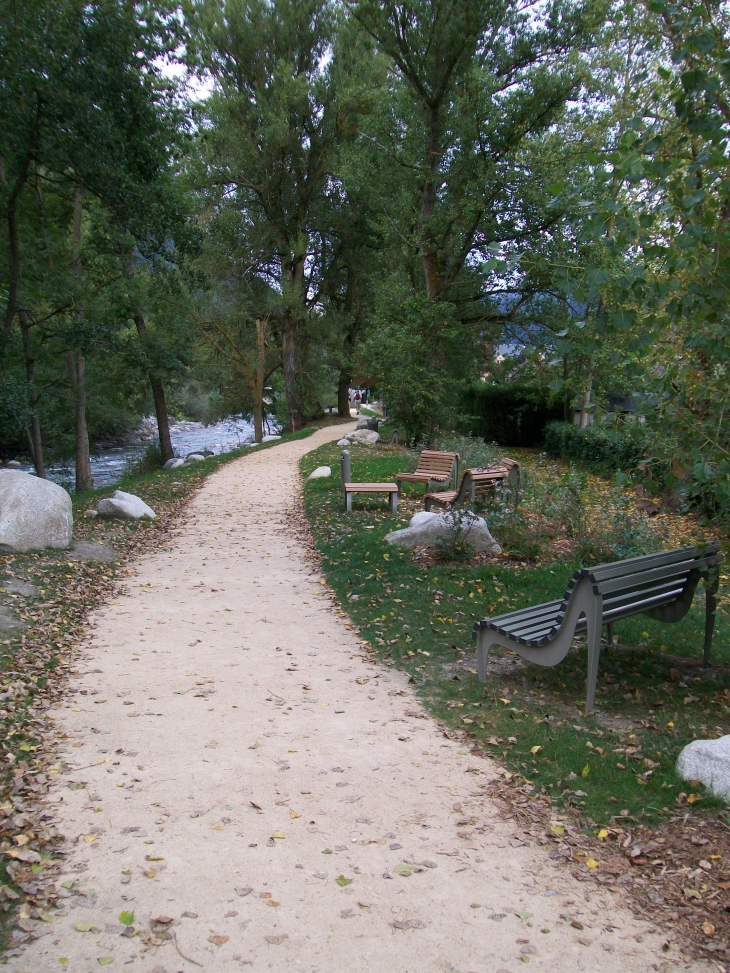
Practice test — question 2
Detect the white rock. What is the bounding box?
[5,460,21,469]
[163,458,185,470]
[385,510,501,554]
[97,490,156,520]
[306,466,332,482]
[83,509,98,519]
[185,453,206,462]
[349,429,380,445]
[677,735,730,800]
[261,435,281,443]
[337,438,351,447]
[0,471,73,552]
[355,418,370,430]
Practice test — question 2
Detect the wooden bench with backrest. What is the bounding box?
[471,543,722,713]
[424,458,520,510]
[340,449,398,513]
[396,450,459,493]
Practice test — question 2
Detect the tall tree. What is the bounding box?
[187,0,367,429]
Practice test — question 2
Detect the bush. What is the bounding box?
[543,419,648,474]
[461,383,564,446]
[433,433,503,471]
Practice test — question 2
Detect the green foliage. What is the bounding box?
[358,293,476,442]
[543,419,648,475]
[462,383,564,447]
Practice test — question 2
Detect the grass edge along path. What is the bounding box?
[299,439,730,964]
[0,425,321,958]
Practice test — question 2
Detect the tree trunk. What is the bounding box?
[253,318,266,442]
[132,309,174,462]
[419,108,442,301]
[70,186,92,492]
[123,251,174,462]
[281,314,304,431]
[337,370,352,418]
[19,308,45,477]
[66,348,93,491]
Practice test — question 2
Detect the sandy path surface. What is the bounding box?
[12,423,700,973]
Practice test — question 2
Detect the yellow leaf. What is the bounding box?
[84,835,96,844]
[687,793,701,804]
[581,765,589,777]
[143,869,156,878]
[550,824,565,836]
[290,810,300,819]
[499,698,510,705]
[144,854,163,861]
[14,835,29,846]
[211,822,224,830]
[59,959,69,966]
[597,829,609,839]
[702,920,715,936]
[530,746,543,755]
[75,923,94,933]
[272,831,288,839]
[586,858,599,869]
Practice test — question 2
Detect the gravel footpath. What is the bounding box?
[11,423,703,972]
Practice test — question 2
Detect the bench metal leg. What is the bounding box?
[585,605,603,715]
[345,493,352,513]
[476,627,491,682]
[605,622,613,645]
[390,491,398,514]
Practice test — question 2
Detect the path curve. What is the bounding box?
[12,424,700,972]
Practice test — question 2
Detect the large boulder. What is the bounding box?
[349,429,380,445]
[0,471,73,552]
[306,466,331,482]
[97,490,156,520]
[163,458,185,470]
[385,510,501,554]
[677,735,730,800]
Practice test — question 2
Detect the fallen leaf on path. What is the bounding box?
[290,810,300,819]
[393,864,412,877]
[390,919,425,930]
[208,935,229,947]
[250,802,262,811]
[264,934,288,945]
[119,911,134,926]
[145,854,164,861]
[702,921,716,936]
[336,875,353,887]
[97,959,114,966]
[235,887,252,897]
[515,912,533,922]
[586,858,599,869]
[75,923,96,933]
[271,831,288,839]
[550,824,565,836]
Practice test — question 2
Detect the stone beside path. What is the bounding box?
[11,424,703,972]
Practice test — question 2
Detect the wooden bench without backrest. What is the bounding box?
[340,449,398,513]
[471,543,722,714]
[395,450,459,492]
[424,458,519,510]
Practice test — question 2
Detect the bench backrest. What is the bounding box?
[414,450,459,476]
[564,543,721,617]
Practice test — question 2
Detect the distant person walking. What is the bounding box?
[353,390,361,414]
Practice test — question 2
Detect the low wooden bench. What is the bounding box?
[396,450,459,492]
[424,458,519,510]
[341,450,398,513]
[471,543,722,713]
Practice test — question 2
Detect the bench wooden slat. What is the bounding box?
[344,483,398,491]
[396,450,459,492]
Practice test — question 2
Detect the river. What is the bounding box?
[17,415,277,489]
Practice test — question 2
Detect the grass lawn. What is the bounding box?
[301,439,730,830]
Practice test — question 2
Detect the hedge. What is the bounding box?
[461,383,564,447]
[543,420,648,474]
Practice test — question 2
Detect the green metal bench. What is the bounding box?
[471,543,722,713]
